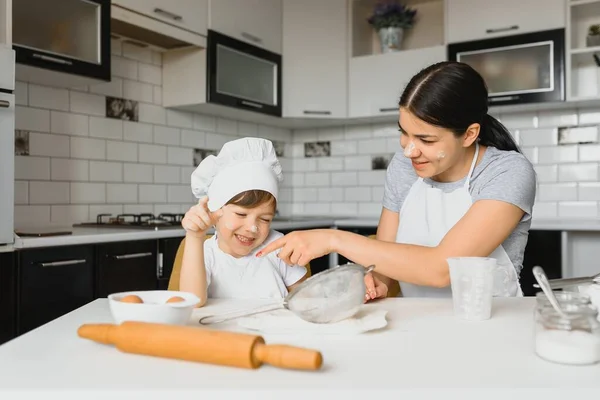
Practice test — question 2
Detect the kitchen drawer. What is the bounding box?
[18,245,94,335]
[95,240,158,297]
[0,251,16,344]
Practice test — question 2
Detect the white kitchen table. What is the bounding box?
[0,297,598,397]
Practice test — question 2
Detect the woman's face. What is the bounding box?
[399,108,474,180]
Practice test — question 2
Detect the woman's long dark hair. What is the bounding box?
[399,61,520,153]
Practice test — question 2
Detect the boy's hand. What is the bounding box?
[181,196,223,238]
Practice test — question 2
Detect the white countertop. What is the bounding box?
[0,297,598,393]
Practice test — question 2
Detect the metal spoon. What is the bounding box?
[533,272,600,290]
[532,266,570,319]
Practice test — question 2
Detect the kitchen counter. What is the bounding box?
[0,297,597,393]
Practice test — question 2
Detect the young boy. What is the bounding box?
[180,137,308,306]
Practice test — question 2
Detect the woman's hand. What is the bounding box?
[256,229,336,266]
[364,273,388,302]
[181,196,223,238]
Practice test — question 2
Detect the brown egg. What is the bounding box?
[166,296,185,304]
[120,294,143,304]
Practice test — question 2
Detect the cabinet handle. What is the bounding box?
[486,25,519,34]
[32,53,73,65]
[379,107,397,113]
[241,32,263,44]
[303,110,332,115]
[113,252,153,260]
[157,253,164,278]
[240,100,264,109]
[153,8,183,21]
[0,100,10,108]
[38,259,87,268]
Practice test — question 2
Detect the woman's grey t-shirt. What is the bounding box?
[382,146,537,276]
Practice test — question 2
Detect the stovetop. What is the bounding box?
[73,213,185,230]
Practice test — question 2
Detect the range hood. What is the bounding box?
[110,4,206,51]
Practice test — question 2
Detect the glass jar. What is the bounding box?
[534,304,600,365]
[534,291,591,320]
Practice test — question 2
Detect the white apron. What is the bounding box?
[396,143,523,298]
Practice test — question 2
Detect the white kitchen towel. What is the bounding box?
[237,308,388,335]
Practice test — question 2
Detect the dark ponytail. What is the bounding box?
[399,61,521,153]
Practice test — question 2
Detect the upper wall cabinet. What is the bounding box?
[446,0,565,43]
[113,0,208,36]
[282,0,348,119]
[209,0,282,54]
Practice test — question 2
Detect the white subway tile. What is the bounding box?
[123,121,153,143]
[558,163,598,182]
[579,183,600,201]
[344,155,371,171]
[180,167,195,185]
[284,143,304,158]
[154,204,183,215]
[372,124,398,137]
[168,147,192,166]
[51,205,89,224]
[70,137,106,160]
[15,81,27,105]
[305,172,330,187]
[387,137,401,152]
[154,166,180,184]
[107,183,138,203]
[538,183,577,201]
[281,172,304,188]
[318,127,344,141]
[139,184,167,203]
[15,156,50,180]
[112,55,138,80]
[330,202,358,216]
[290,203,304,215]
[206,132,234,151]
[292,129,318,143]
[293,158,317,172]
[293,188,318,202]
[139,144,167,164]
[372,186,385,202]
[71,183,106,204]
[318,188,344,202]
[111,38,122,55]
[29,132,70,158]
[538,146,578,164]
[501,113,537,129]
[538,110,578,128]
[521,147,538,164]
[278,188,293,203]
[151,51,162,66]
[279,158,293,172]
[29,85,69,111]
[123,204,154,214]
[51,159,89,181]
[122,43,152,63]
[153,125,180,146]
[238,122,258,136]
[558,201,598,218]
[275,202,293,217]
[579,144,600,162]
[166,109,193,129]
[519,128,558,146]
[89,117,123,140]
[559,126,598,145]
[168,185,193,203]
[153,86,162,105]
[29,182,70,204]
[533,165,557,183]
[532,201,557,218]
[331,172,358,186]
[123,80,153,103]
[193,114,216,131]
[259,125,291,142]
[216,118,237,135]
[90,161,122,182]
[89,205,123,218]
[358,138,388,154]
[359,202,381,217]
[509,130,520,145]
[89,77,123,98]
[16,106,50,132]
[106,141,137,162]
[345,187,371,202]
[51,111,88,136]
[359,171,386,186]
[303,202,331,215]
[14,206,50,228]
[331,141,357,156]
[138,63,162,85]
[70,92,105,116]
[14,181,28,204]
[138,103,166,125]
[124,163,153,183]
[181,129,206,148]
[344,125,372,139]
[578,108,600,125]
[317,157,344,171]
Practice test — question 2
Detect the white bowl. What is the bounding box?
[107,290,201,325]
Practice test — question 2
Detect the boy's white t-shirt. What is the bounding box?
[203,230,308,299]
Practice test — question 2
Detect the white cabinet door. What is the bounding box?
[209,0,282,54]
[349,46,446,119]
[282,0,347,118]
[446,0,565,43]
[113,0,208,35]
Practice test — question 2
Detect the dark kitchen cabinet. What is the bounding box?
[279,227,334,276]
[95,240,158,297]
[157,237,183,290]
[335,226,378,267]
[18,245,94,335]
[0,251,16,344]
[521,230,562,296]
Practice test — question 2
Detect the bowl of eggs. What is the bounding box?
[108,290,201,325]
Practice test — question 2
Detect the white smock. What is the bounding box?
[395,142,523,297]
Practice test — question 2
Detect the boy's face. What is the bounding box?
[215,201,276,258]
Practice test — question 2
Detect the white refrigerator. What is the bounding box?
[0,45,15,247]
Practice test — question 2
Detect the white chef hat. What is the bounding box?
[191,137,283,212]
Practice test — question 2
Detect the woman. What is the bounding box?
[256,61,537,299]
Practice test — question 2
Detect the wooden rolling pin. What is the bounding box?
[78,321,323,371]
